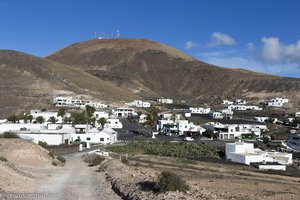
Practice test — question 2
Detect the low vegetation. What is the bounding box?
[106,140,218,158]
[157,171,189,193]
[0,132,20,138]
[0,156,8,162]
[57,156,66,164]
[38,141,48,148]
[48,152,55,159]
[82,153,105,166]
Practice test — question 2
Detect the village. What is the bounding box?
[1,94,300,172]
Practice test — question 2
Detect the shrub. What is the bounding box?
[57,156,66,164]
[52,161,58,166]
[89,155,105,166]
[0,132,19,138]
[48,152,55,159]
[82,154,105,166]
[121,158,129,165]
[0,156,8,162]
[157,171,189,193]
[38,141,48,148]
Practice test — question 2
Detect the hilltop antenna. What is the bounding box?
[116,30,120,38]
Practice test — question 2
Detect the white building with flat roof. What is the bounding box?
[112,108,135,118]
[157,97,173,104]
[268,98,289,107]
[225,142,292,168]
[189,107,211,114]
[203,122,267,140]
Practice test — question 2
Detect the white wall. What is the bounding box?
[106,119,123,129]
[0,123,44,133]
[19,133,71,145]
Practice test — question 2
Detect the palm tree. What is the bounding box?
[35,116,45,124]
[48,116,58,124]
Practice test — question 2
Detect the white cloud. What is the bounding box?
[185,41,197,49]
[253,37,300,64]
[200,55,300,78]
[207,32,236,47]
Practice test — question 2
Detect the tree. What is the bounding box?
[63,116,72,124]
[35,116,45,124]
[48,116,58,124]
[70,112,86,124]
[27,115,33,123]
[202,130,214,138]
[293,117,300,125]
[97,117,107,127]
[85,105,95,119]
[7,115,18,123]
[57,108,66,117]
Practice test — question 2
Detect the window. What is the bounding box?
[100,138,104,141]
[107,138,110,140]
[87,137,90,141]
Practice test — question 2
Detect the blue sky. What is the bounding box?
[1,0,300,78]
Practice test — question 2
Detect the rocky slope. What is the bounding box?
[0,50,136,117]
[47,38,300,105]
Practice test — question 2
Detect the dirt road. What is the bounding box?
[38,152,121,200]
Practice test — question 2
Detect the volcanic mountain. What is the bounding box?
[0,50,135,117]
[47,38,300,105]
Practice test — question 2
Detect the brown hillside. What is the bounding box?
[0,50,135,117]
[47,38,300,105]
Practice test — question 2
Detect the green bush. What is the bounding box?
[82,154,105,166]
[48,152,55,159]
[38,141,48,148]
[57,156,66,164]
[0,156,8,162]
[0,132,20,138]
[52,161,58,166]
[121,158,129,165]
[157,171,189,193]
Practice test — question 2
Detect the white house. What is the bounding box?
[222,100,234,105]
[268,98,289,107]
[227,105,262,111]
[221,109,234,119]
[106,119,123,129]
[17,128,74,145]
[71,127,117,144]
[203,122,267,140]
[234,99,247,105]
[112,108,135,118]
[127,100,151,108]
[225,142,292,169]
[139,114,148,124]
[157,97,173,104]
[189,107,211,114]
[157,119,204,136]
[86,102,109,109]
[158,112,173,120]
[93,111,109,120]
[295,112,300,117]
[255,117,269,123]
[209,112,223,119]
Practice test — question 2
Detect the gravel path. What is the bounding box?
[38,152,121,200]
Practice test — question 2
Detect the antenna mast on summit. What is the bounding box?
[116,30,120,38]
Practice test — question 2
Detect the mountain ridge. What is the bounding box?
[47,38,300,105]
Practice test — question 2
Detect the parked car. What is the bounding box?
[184,136,194,141]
